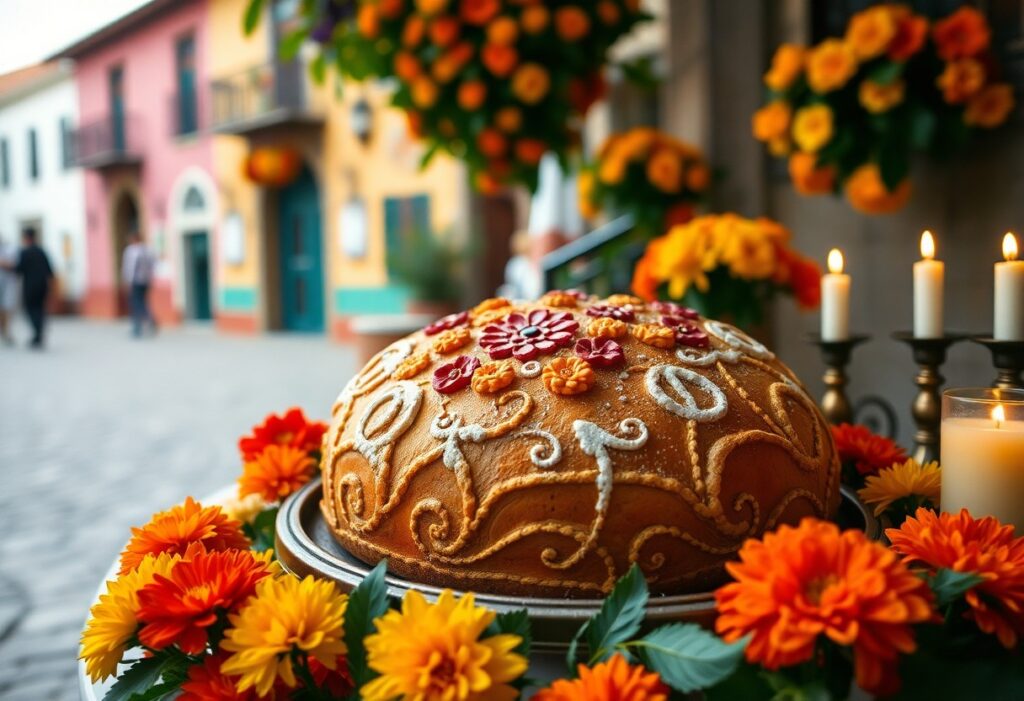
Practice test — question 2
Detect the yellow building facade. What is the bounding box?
[207,0,471,337]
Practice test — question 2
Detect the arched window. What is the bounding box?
[183,185,205,212]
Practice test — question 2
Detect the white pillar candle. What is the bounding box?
[821,248,850,341]
[913,230,944,338]
[942,404,1024,531]
[995,232,1024,341]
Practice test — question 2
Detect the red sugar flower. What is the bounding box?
[650,301,699,319]
[424,311,469,336]
[238,407,327,461]
[137,549,273,654]
[480,309,579,361]
[586,304,636,322]
[432,355,481,393]
[574,337,625,368]
[831,423,908,478]
[661,316,710,348]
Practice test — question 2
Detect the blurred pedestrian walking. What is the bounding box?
[0,234,18,345]
[121,230,157,338]
[0,227,54,349]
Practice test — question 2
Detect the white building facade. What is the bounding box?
[0,62,87,304]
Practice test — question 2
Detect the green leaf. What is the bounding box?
[309,53,327,84]
[123,680,180,701]
[927,568,985,608]
[705,663,775,701]
[631,623,746,693]
[869,60,904,86]
[877,149,909,192]
[279,29,307,61]
[584,564,649,665]
[103,657,166,701]
[910,106,937,150]
[344,560,391,692]
[486,609,532,658]
[242,0,264,36]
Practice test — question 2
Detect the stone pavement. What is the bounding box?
[0,319,357,700]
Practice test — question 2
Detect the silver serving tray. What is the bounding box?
[276,478,879,651]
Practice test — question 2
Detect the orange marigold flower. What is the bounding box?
[540,291,579,308]
[391,352,432,380]
[786,253,822,310]
[411,75,439,107]
[888,508,1024,648]
[533,654,669,701]
[630,248,660,302]
[685,163,710,191]
[471,360,516,394]
[515,138,546,165]
[597,1,620,26]
[937,58,985,104]
[859,79,905,113]
[461,0,499,25]
[844,163,912,215]
[889,12,928,61]
[788,152,835,195]
[542,357,595,395]
[587,317,627,340]
[845,6,897,60]
[119,497,249,575]
[752,101,791,142]
[429,15,460,47]
[632,323,675,349]
[646,148,683,193]
[402,15,426,47]
[764,43,805,92]
[482,42,518,77]
[555,6,590,41]
[933,6,991,62]
[356,3,379,38]
[378,0,403,19]
[512,63,550,105]
[806,39,857,94]
[487,16,518,45]
[180,653,261,701]
[417,0,450,15]
[137,549,273,654]
[394,52,421,82]
[716,518,934,695]
[831,422,908,478]
[965,84,1015,128]
[238,407,327,461]
[495,106,522,133]
[520,5,549,34]
[433,327,473,354]
[239,444,317,503]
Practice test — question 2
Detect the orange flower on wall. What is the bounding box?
[716,518,934,695]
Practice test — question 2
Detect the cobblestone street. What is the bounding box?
[0,319,357,700]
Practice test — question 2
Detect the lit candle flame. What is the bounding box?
[827,248,844,275]
[920,231,935,260]
[1003,233,1018,262]
[993,403,1006,428]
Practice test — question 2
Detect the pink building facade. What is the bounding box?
[61,0,215,323]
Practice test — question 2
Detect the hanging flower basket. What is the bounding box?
[242,147,302,188]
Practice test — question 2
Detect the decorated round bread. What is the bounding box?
[321,293,840,597]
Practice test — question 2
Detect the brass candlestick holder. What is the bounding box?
[807,333,870,425]
[972,337,1024,390]
[893,332,966,464]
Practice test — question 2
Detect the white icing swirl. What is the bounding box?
[573,418,649,514]
[354,381,423,470]
[705,320,773,360]
[645,365,728,422]
[518,360,542,378]
[514,428,563,468]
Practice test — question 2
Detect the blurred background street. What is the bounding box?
[0,321,355,700]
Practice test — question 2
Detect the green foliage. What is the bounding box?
[486,609,532,659]
[925,568,985,609]
[343,560,391,695]
[567,564,648,673]
[242,0,264,36]
[629,623,746,693]
[243,507,278,554]
[385,231,467,304]
[104,653,190,701]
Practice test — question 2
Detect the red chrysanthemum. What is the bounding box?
[180,654,261,701]
[238,407,327,461]
[119,497,250,575]
[831,423,908,478]
[480,309,579,361]
[309,655,355,698]
[888,508,1024,648]
[137,549,273,654]
[716,518,934,695]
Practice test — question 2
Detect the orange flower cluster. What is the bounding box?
[831,422,908,481]
[631,213,821,315]
[579,128,709,234]
[534,654,669,701]
[755,4,1013,215]
[237,408,327,503]
[716,518,934,695]
[889,508,1024,648]
[350,0,646,191]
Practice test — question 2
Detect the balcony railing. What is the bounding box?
[210,62,324,136]
[74,115,142,169]
[541,215,644,295]
[170,91,202,138]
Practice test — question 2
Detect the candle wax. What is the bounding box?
[941,416,1024,531]
[913,259,944,338]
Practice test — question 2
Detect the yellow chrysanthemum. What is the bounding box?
[79,552,180,682]
[792,104,834,153]
[362,589,527,701]
[221,575,348,697]
[716,215,778,280]
[859,79,905,114]
[858,459,941,517]
[221,492,267,525]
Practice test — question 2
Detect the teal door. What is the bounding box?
[184,232,212,320]
[278,167,324,331]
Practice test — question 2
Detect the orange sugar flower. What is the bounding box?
[965,84,1015,128]
[432,326,473,354]
[391,352,432,380]
[888,508,1024,648]
[119,497,249,575]
[788,152,835,195]
[137,549,273,654]
[238,407,327,461]
[239,444,317,503]
[844,163,911,215]
[632,323,675,350]
[606,294,644,307]
[471,360,516,394]
[555,6,590,41]
[889,11,928,61]
[180,653,261,701]
[764,43,805,92]
[831,422,908,477]
[542,357,595,395]
[471,297,512,318]
[716,518,934,695]
[533,654,669,701]
[540,291,579,308]
[587,317,627,339]
[937,58,985,104]
[933,6,991,62]
[460,0,499,25]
